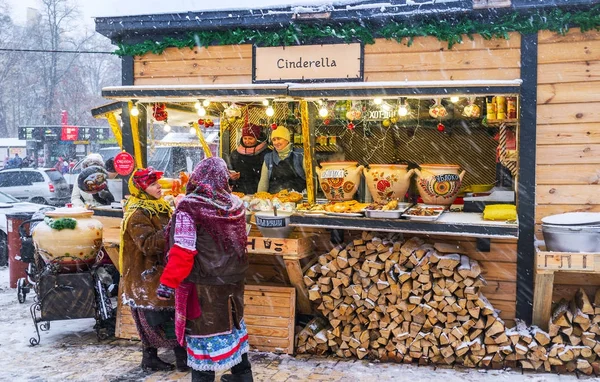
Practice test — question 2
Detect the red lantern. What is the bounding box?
[152,103,168,121]
[198,119,205,126]
[324,119,331,125]
[437,122,445,132]
[271,123,278,130]
[347,122,355,130]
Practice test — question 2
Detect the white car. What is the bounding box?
[0,191,48,266]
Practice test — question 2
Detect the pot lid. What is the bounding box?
[541,212,600,226]
[255,211,292,218]
[45,206,94,219]
[0,203,12,208]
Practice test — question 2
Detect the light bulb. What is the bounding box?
[266,106,275,117]
[319,106,329,118]
[202,99,210,107]
[194,101,201,110]
[197,106,206,117]
[130,105,139,117]
[317,99,323,106]
[262,99,270,106]
[189,126,196,134]
[398,105,409,117]
[163,123,171,132]
[374,98,383,105]
[450,96,460,103]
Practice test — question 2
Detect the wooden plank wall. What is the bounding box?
[133,34,521,85]
[536,28,600,300]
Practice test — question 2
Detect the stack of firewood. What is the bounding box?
[297,231,600,375]
[544,289,600,375]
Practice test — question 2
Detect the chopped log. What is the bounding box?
[576,288,594,315]
[576,359,593,375]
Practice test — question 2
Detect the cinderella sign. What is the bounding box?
[253,43,363,82]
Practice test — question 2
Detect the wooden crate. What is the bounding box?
[247,232,315,258]
[115,284,297,355]
[245,285,296,355]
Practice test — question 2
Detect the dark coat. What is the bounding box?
[185,227,248,336]
[121,209,173,309]
[229,146,270,195]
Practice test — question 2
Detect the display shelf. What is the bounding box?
[289,212,518,239]
[487,118,519,126]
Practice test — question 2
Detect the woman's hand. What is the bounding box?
[174,194,185,206]
[229,171,241,180]
[156,283,175,300]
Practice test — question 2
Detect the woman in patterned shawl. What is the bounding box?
[157,157,252,382]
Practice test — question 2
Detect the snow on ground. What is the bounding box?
[0,266,588,381]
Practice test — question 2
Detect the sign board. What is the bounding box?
[253,43,363,83]
[61,126,79,141]
[114,152,135,176]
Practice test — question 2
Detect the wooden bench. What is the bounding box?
[532,246,600,330]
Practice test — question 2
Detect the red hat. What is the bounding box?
[132,167,164,191]
[242,124,261,139]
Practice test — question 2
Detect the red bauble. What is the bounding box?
[347,122,355,130]
[324,119,331,125]
[198,119,205,125]
[437,123,445,132]
[271,123,278,130]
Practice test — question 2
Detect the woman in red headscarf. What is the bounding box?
[228,123,269,195]
[157,157,252,382]
[120,167,189,372]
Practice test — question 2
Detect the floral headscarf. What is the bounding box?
[175,157,247,258]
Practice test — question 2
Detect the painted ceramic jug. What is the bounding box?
[363,164,414,203]
[316,161,364,201]
[414,164,466,206]
[32,206,103,272]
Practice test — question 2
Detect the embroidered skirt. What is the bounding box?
[186,319,249,371]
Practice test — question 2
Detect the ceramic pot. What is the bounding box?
[316,161,364,201]
[32,206,103,272]
[414,164,466,206]
[363,164,414,203]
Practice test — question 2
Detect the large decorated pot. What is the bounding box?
[363,164,414,203]
[316,161,364,201]
[32,206,103,272]
[414,164,466,206]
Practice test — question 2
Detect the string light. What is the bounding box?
[450,96,460,103]
[194,100,201,110]
[262,99,270,106]
[130,101,139,117]
[189,126,196,134]
[318,99,329,118]
[398,97,409,117]
[163,121,171,132]
[265,106,275,117]
[202,99,211,107]
[197,106,207,117]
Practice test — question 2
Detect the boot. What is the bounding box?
[221,353,253,382]
[141,347,175,371]
[174,346,190,372]
[191,369,215,382]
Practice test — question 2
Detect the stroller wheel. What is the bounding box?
[17,278,28,304]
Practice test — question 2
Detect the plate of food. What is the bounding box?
[295,203,327,215]
[402,205,445,221]
[323,200,369,215]
[364,200,413,218]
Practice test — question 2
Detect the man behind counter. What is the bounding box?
[257,125,306,194]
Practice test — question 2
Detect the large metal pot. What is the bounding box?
[542,224,600,253]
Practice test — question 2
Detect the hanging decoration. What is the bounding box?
[152,103,168,122]
[347,122,355,130]
[114,7,600,57]
[224,104,242,123]
[437,122,445,132]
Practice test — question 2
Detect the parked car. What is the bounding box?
[0,191,48,266]
[0,168,71,206]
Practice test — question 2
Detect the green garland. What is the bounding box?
[45,217,77,231]
[115,6,600,57]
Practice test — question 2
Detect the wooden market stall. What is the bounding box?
[92,0,600,373]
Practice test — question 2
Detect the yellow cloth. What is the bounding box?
[271,125,290,143]
[483,204,516,221]
[118,175,172,274]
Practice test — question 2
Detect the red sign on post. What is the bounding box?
[114,152,135,176]
[61,125,79,141]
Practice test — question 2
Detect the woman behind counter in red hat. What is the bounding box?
[228,124,270,195]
